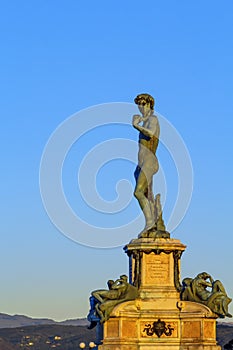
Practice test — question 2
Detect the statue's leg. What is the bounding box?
[212,281,232,316]
[87,296,96,319]
[134,169,154,230]
[99,300,123,323]
[95,304,105,324]
[212,280,227,294]
[222,296,232,317]
[134,165,141,182]
[87,296,100,329]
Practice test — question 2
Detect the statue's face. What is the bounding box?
[137,99,152,118]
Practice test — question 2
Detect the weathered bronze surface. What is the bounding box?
[181,272,232,318]
[133,93,168,238]
[87,275,139,327]
[143,319,174,337]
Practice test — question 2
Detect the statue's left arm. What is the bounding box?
[132,116,158,139]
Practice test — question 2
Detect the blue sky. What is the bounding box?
[1,1,233,321]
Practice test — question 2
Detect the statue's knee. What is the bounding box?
[92,292,98,299]
[134,188,143,200]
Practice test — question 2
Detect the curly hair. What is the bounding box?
[134,93,155,110]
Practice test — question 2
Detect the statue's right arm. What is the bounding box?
[201,280,212,288]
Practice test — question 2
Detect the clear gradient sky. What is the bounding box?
[1,1,233,321]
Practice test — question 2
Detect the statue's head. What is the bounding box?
[120,274,128,282]
[134,93,155,110]
[182,278,192,287]
[197,272,209,280]
[107,279,114,289]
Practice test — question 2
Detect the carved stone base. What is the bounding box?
[98,300,221,349]
[97,237,221,349]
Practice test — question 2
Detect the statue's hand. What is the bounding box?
[132,114,142,127]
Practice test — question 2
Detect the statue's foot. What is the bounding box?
[138,226,170,239]
[138,223,156,238]
[154,230,170,239]
[88,321,97,329]
[100,316,106,324]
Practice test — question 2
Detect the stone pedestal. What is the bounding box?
[98,238,221,350]
[125,238,186,300]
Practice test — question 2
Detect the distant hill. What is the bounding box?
[0,313,88,328]
[0,325,95,350]
[59,318,88,326]
[217,322,233,348]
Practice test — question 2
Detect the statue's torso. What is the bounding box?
[138,116,159,172]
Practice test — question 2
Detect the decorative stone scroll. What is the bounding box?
[143,319,174,338]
